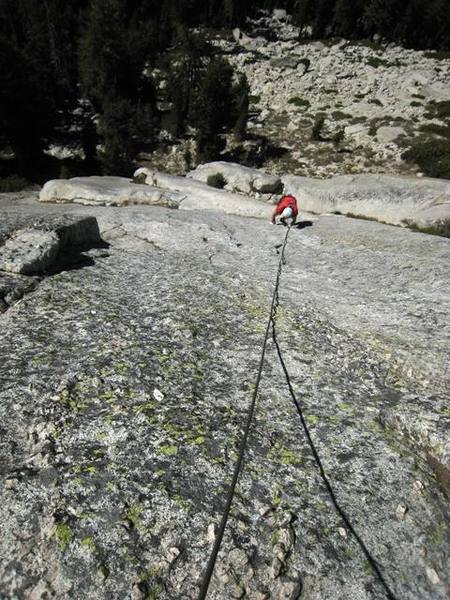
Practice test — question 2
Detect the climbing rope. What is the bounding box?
[197,226,292,600]
[270,273,399,600]
[197,225,398,600]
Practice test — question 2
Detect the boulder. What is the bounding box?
[39,176,185,208]
[376,126,406,144]
[270,56,301,69]
[344,124,369,137]
[188,161,282,195]
[134,167,273,218]
[0,229,60,274]
[232,27,241,42]
[272,9,287,20]
[282,173,450,227]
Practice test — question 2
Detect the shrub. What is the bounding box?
[311,115,326,141]
[423,51,450,61]
[333,129,345,144]
[133,172,147,184]
[424,100,450,120]
[207,173,227,188]
[420,123,450,138]
[402,138,450,179]
[332,111,352,120]
[288,96,310,108]
[368,99,383,106]
[403,218,450,238]
[367,57,390,69]
[410,101,422,107]
[0,175,29,192]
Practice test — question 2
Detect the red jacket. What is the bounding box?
[275,195,298,217]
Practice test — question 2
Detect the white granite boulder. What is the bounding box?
[187,161,282,195]
[39,176,185,208]
[134,168,272,218]
[376,126,406,144]
[282,173,450,227]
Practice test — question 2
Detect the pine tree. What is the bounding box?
[193,57,234,161]
[98,97,156,175]
[79,0,157,173]
[165,26,212,136]
[0,38,54,172]
[79,0,128,107]
[332,0,364,38]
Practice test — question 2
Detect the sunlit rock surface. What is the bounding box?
[0,191,449,599]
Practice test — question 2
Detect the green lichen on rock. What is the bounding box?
[55,523,73,550]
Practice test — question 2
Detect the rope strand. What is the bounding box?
[270,249,398,600]
[197,225,398,600]
[197,227,292,600]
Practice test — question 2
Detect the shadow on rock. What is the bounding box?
[48,240,110,275]
[293,221,313,230]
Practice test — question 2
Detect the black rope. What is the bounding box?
[196,227,292,600]
[270,257,399,600]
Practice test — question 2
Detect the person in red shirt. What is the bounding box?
[271,192,298,226]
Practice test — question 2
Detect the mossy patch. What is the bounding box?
[158,444,178,456]
[81,536,96,552]
[55,523,73,550]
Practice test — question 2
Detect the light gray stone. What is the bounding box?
[0,191,449,599]
[135,167,273,218]
[39,176,184,208]
[188,161,282,195]
[376,126,406,144]
[0,229,60,274]
[282,172,450,227]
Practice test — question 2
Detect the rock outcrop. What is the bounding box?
[0,210,102,308]
[0,229,60,274]
[282,173,450,226]
[213,14,450,178]
[187,161,282,195]
[40,172,273,219]
[40,176,184,208]
[0,190,449,599]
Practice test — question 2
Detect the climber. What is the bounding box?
[271,192,298,226]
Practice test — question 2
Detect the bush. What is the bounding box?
[403,218,450,238]
[333,129,345,144]
[402,138,450,179]
[420,123,450,138]
[424,100,450,120]
[207,173,227,188]
[0,175,29,192]
[423,51,450,61]
[332,111,352,121]
[311,115,326,141]
[366,57,391,69]
[288,96,310,108]
[133,172,147,184]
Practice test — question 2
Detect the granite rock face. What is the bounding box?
[188,161,282,195]
[0,229,60,274]
[282,173,450,226]
[39,176,185,208]
[40,173,273,219]
[0,192,449,600]
[0,211,103,306]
